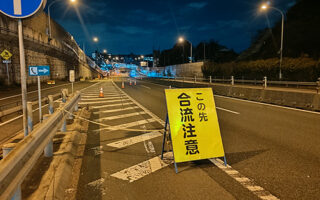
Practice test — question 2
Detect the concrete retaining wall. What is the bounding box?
[164,62,204,77]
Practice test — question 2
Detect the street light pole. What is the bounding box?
[261,4,285,80]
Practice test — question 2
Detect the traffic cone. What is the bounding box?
[99,87,104,98]
[129,80,132,86]
[134,80,136,86]
[122,81,125,89]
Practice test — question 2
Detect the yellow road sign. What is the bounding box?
[0,49,12,60]
[165,88,225,163]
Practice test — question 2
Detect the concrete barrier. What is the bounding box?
[149,78,320,112]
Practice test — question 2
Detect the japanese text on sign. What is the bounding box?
[165,88,225,163]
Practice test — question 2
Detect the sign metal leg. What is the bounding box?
[161,114,169,160]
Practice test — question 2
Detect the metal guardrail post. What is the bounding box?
[209,76,212,85]
[48,95,54,114]
[264,76,267,89]
[2,143,21,200]
[194,76,197,84]
[74,101,79,112]
[60,103,67,132]
[62,89,67,103]
[231,76,234,86]
[27,102,33,134]
[317,78,320,94]
[43,114,53,157]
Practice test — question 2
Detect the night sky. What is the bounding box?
[48,0,296,55]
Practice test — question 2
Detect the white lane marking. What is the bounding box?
[113,81,165,126]
[94,118,156,132]
[210,158,279,200]
[110,152,173,182]
[216,107,240,115]
[113,80,279,200]
[96,111,146,121]
[93,106,140,115]
[91,102,134,109]
[81,97,128,101]
[107,132,162,148]
[140,85,151,89]
[215,94,320,115]
[79,99,130,105]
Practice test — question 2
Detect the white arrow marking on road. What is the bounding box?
[13,0,22,15]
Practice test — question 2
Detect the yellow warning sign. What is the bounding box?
[165,88,225,163]
[0,49,12,60]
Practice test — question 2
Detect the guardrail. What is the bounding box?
[158,76,320,93]
[0,91,81,200]
[0,93,61,122]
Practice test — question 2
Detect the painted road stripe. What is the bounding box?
[216,107,240,115]
[140,85,151,89]
[113,81,165,126]
[209,158,279,200]
[106,131,162,148]
[92,102,134,109]
[82,94,122,98]
[96,111,147,121]
[215,94,320,115]
[80,97,128,101]
[95,118,156,132]
[111,152,173,182]
[93,106,140,115]
[79,99,130,105]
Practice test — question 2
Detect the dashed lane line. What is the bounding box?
[91,102,134,109]
[210,158,279,200]
[96,111,147,121]
[93,106,140,115]
[106,132,162,148]
[216,107,240,115]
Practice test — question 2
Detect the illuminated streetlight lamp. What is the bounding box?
[47,0,76,40]
[93,37,99,43]
[178,36,193,63]
[103,49,107,53]
[260,3,285,80]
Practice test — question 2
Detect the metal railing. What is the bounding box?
[157,76,320,93]
[0,91,81,199]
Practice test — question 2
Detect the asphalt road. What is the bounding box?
[77,78,320,200]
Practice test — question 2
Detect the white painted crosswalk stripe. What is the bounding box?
[110,152,173,182]
[94,118,156,132]
[79,99,130,105]
[96,111,147,121]
[92,102,134,109]
[93,106,140,115]
[106,131,162,148]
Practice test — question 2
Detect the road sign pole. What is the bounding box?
[37,76,42,123]
[18,19,28,137]
[6,62,10,84]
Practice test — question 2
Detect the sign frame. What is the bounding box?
[161,88,227,173]
[28,65,50,76]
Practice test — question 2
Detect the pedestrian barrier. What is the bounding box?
[0,91,81,200]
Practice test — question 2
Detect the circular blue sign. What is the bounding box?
[0,0,44,18]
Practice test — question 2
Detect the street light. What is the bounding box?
[178,36,193,63]
[103,49,107,53]
[93,37,99,43]
[260,3,285,80]
[47,0,76,40]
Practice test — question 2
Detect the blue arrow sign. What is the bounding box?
[0,0,44,18]
[29,66,50,76]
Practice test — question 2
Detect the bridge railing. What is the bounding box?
[0,91,81,199]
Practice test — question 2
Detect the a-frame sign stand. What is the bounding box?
[161,114,228,174]
[161,114,179,173]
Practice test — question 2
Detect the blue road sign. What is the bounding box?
[29,66,50,76]
[0,0,44,18]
